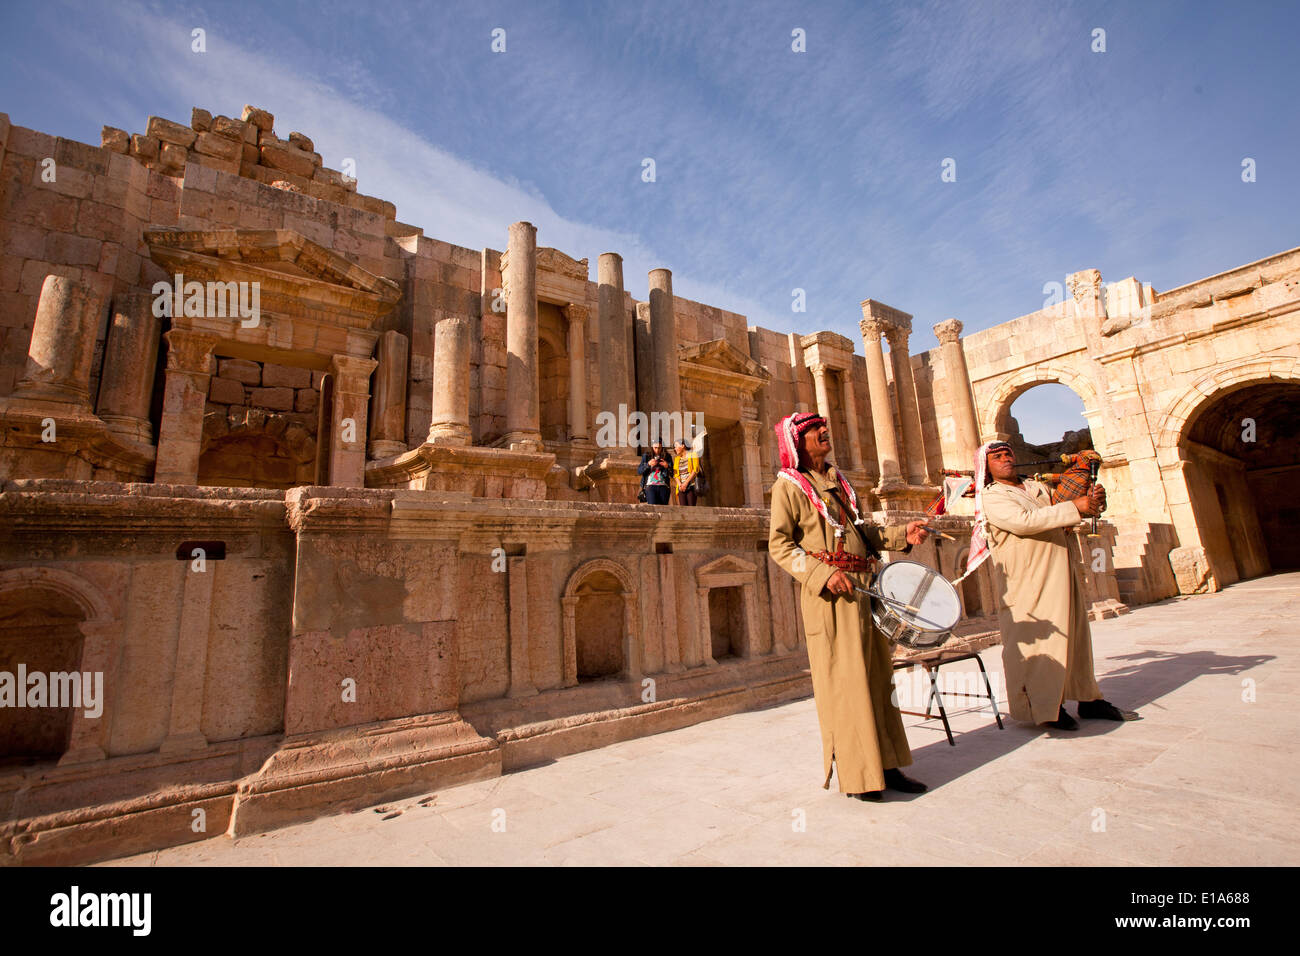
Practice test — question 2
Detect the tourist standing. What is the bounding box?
[638,441,672,505]
[672,438,700,505]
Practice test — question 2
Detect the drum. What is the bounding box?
[868,560,962,650]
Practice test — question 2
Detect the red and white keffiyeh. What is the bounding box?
[773,412,864,542]
[953,440,1005,583]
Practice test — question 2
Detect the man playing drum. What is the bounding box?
[978,441,1139,730]
[768,412,932,801]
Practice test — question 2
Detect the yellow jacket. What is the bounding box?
[671,453,700,501]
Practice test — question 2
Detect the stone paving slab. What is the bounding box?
[103,572,1300,867]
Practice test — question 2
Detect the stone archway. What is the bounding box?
[980,361,1110,457]
[561,559,638,684]
[1155,360,1300,589]
[0,567,118,766]
[199,406,317,488]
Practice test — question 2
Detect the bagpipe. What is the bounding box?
[928,451,1106,536]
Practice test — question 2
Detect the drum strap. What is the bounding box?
[821,483,882,560]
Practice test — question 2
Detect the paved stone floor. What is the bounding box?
[106,572,1300,866]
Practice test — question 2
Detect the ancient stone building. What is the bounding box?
[0,103,1294,863]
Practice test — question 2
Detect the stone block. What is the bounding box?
[130,134,159,160]
[210,115,247,141]
[312,369,327,388]
[44,233,102,267]
[219,358,261,384]
[147,116,197,148]
[101,126,129,153]
[248,386,294,410]
[241,142,259,165]
[191,108,213,131]
[262,362,312,388]
[287,132,314,152]
[194,131,241,162]
[158,142,187,172]
[241,105,274,131]
[294,388,318,413]
[35,163,93,199]
[76,199,123,242]
[209,376,246,405]
[192,152,240,175]
[259,142,316,178]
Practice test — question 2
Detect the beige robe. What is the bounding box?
[982,479,1103,724]
[768,466,913,793]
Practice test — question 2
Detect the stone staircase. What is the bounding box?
[1112,519,1180,606]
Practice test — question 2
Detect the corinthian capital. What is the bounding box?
[564,302,590,325]
[859,317,887,341]
[933,318,963,344]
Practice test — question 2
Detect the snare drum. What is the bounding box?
[869,560,962,650]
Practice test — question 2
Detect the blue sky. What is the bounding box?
[2,0,1296,439]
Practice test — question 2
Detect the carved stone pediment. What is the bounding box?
[679,339,771,384]
[696,553,758,579]
[143,229,401,361]
[537,247,590,281]
[145,229,401,301]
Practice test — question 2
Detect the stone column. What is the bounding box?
[598,252,631,452]
[97,291,162,444]
[154,329,218,485]
[368,330,409,460]
[740,419,764,507]
[842,371,864,471]
[696,586,716,667]
[12,274,104,409]
[884,320,927,485]
[503,220,542,450]
[858,316,902,484]
[809,361,833,425]
[565,303,589,440]
[934,319,980,468]
[560,596,579,687]
[161,560,215,753]
[328,353,377,487]
[658,553,682,673]
[429,316,471,445]
[647,268,681,419]
[507,556,538,697]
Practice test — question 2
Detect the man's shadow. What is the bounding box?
[891,645,1274,796]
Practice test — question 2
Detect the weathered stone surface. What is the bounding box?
[218,358,261,384]
[101,126,129,153]
[288,131,314,152]
[130,133,159,160]
[147,116,197,148]
[241,105,274,131]
[260,141,316,178]
[210,115,249,142]
[261,362,312,389]
[209,376,246,405]
[191,108,213,131]
[158,142,187,171]
[248,386,294,410]
[194,131,241,162]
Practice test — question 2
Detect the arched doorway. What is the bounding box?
[0,585,85,766]
[561,559,638,684]
[1004,383,1094,463]
[1178,381,1299,582]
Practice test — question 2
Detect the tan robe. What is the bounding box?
[982,479,1103,724]
[768,465,913,793]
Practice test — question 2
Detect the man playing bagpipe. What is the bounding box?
[962,442,1139,730]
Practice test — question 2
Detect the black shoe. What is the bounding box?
[1078,699,1141,721]
[1044,706,1079,731]
[846,791,883,801]
[883,768,928,793]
